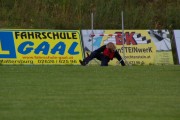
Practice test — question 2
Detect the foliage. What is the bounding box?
[0,0,180,29]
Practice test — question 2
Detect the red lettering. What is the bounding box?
[125,32,137,45]
[115,32,123,45]
[115,32,137,45]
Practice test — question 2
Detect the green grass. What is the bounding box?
[0,65,180,120]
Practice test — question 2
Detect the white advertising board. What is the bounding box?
[174,30,180,64]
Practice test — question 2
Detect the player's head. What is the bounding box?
[106,42,116,52]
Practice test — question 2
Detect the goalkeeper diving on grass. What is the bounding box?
[79,42,126,66]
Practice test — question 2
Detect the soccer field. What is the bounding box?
[0,65,180,120]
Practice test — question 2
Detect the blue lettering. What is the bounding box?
[18,41,34,54]
[17,41,80,55]
[51,42,65,55]
[68,42,79,55]
[34,41,49,55]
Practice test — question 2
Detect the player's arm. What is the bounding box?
[114,51,126,66]
[94,45,106,53]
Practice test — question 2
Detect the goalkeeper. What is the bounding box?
[79,42,126,66]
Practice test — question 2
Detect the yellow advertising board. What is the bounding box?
[0,30,84,65]
[81,30,174,65]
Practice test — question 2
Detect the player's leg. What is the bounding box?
[79,51,99,66]
[100,56,110,66]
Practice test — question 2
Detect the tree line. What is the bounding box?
[0,0,179,29]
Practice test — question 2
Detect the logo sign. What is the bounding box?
[82,30,174,65]
[0,30,84,65]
